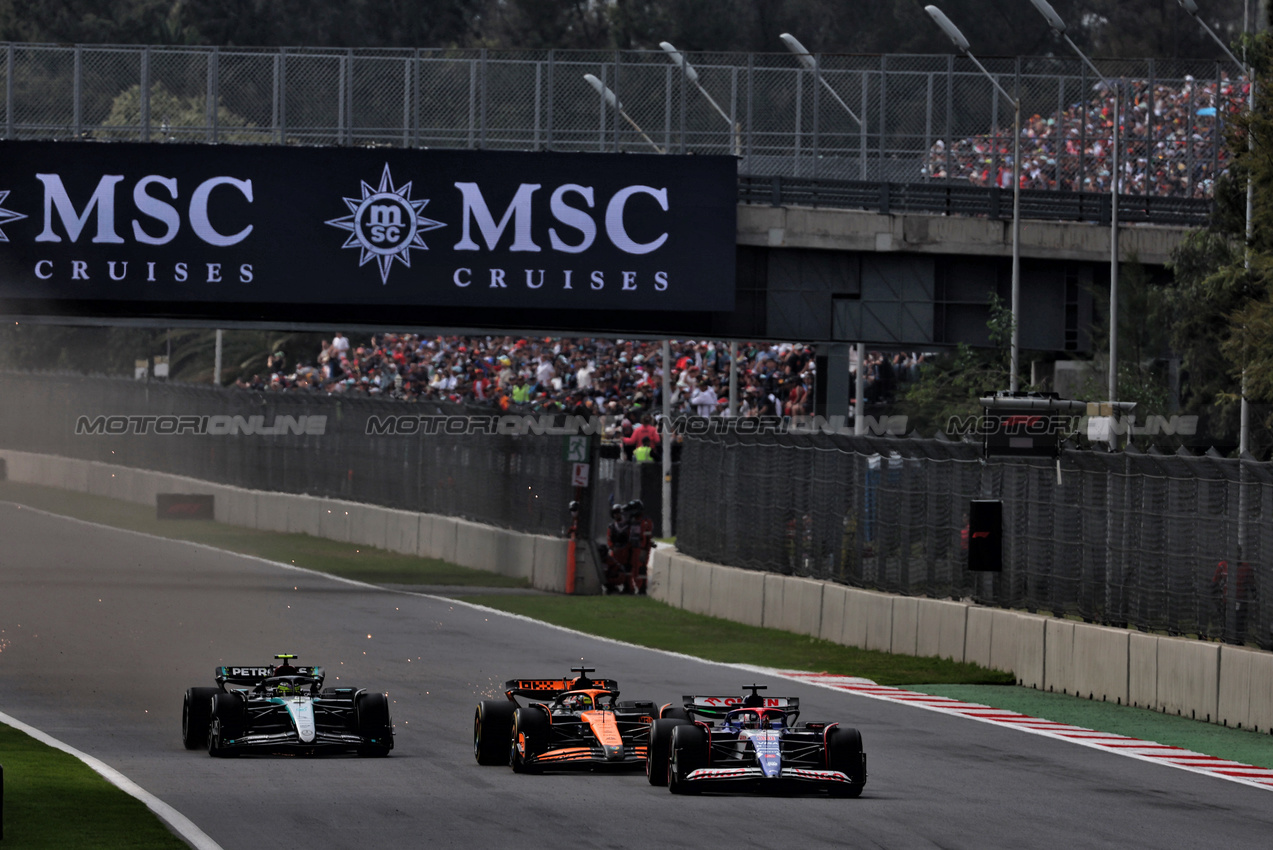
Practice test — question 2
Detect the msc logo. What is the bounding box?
[326,164,445,284]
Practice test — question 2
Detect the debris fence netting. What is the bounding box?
[675,431,1272,649]
[0,371,575,537]
[2,370,1269,649]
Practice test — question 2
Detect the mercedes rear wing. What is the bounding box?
[216,665,325,688]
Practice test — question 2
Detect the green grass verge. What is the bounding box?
[458,594,1016,686]
[0,480,526,587]
[912,684,1273,770]
[0,723,187,849]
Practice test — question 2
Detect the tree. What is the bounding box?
[1167,28,1273,454]
[899,294,1018,436]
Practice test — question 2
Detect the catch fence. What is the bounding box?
[0,371,576,537]
[677,431,1273,649]
[0,43,1243,201]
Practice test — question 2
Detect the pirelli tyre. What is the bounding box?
[183,687,219,750]
[207,692,245,758]
[667,724,707,795]
[356,692,394,757]
[646,718,688,786]
[826,726,867,798]
[510,707,549,774]
[474,700,516,765]
[659,705,690,722]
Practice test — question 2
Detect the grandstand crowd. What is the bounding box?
[924,74,1246,198]
[234,333,928,427]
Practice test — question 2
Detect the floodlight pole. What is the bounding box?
[659,42,741,156]
[583,73,665,154]
[779,33,864,128]
[1179,0,1256,454]
[925,6,1021,391]
[1029,0,1121,403]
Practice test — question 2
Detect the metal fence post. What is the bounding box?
[412,49,422,148]
[209,47,220,143]
[924,72,933,179]
[546,50,555,151]
[878,55,887,179]
[613,50,621,153]
[812,54,821,178]
[275,49,287,144]
[679,55,687,154]
[664,65,673,152]
[745,52,754,167]
[5,44,13,139]
[479,48,488,149]
[74,46,83,139]
[467,58,476,149]
[533,61,542,150]
[944,54,953,183]
[793,68,802,176]
[403,54,412,148]
[139,46,149,142]
[345,48,354,145]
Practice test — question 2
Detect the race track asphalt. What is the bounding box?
[2,501,1271,849]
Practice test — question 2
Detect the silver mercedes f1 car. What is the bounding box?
[181,654,393,757]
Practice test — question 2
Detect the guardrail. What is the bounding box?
[739,175,1215,226]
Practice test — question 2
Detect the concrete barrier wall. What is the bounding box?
[1044,619,1075,694]
[1072,625,1129,705]
[1128,633,1158,709]
[1158,639,1220,722]
[915,598,968,662]
[0,449,575,594]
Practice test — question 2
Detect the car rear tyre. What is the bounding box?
[646,718,687,786]
[183,687,219,750]
[668,724,706,795]
[826,726,866,798]
[510,707,549,774]
[660,705,690,722]
[356,692,394,757]
[474,700,516,765]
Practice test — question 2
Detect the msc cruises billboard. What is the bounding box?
[0,141,737,324]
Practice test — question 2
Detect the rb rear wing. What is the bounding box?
[217,665,324,688]
[503,677,620,700]
[682,695,799,719]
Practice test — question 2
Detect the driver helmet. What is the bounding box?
[564,693,593,710]
[276,680,296,696]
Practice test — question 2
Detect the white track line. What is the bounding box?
[0,709,223,850]
[5,500,1273,796]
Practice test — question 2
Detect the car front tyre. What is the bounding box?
[474,700,516,765]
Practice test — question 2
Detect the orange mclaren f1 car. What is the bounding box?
[473,667,659,772]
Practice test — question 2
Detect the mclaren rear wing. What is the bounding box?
[502,677,620,701]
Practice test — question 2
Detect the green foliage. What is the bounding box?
[1165,29,1273,453]
[899,293,1016,437]
[0,722,188,849]
[102,81,261,142]
[0,0,1257,58]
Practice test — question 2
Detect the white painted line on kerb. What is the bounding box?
[0,709,224,850]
